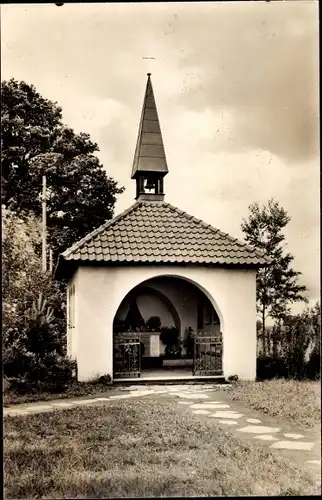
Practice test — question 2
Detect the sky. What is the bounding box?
[1,1,320,312]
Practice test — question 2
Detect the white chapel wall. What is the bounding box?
[66,269,79,361]
[74,265,257,382]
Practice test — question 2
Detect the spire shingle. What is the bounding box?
[131,74,168,179]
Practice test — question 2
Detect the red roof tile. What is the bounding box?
[59,201,270,268]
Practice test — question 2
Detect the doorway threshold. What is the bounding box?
[113,371,226,384]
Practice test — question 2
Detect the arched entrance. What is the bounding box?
[113,276,223,379]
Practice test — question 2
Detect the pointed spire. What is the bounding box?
[131,74,168,180]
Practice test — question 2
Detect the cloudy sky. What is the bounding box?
[1,1,319,311]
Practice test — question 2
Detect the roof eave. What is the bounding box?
[54,255,78,281]
[54,257,271,270]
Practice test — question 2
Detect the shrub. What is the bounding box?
[282,315,310,380]
[3,376,10,393]
[146,316,161,331]
[97,374,112,384]
[257,356,287,380]
[305,348,321,380]
[160,327,179,347]
[258,305,321,381]
[4,293,76,394]
[160,327,181,358]
[183,327,194,358]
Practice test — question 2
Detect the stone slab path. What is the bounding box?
[4,383,321,486]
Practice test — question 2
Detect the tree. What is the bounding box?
[1,79,124,259]
[241,199,308,354]
[2,209,74,389]
[2,209,65,347]
[3,208,53,323]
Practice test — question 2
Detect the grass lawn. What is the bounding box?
[3,381,114,406]
[226,379,321,429]
[4,399,320,498]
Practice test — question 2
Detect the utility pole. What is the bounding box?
[42,174,47,273]
[49,248,53,273]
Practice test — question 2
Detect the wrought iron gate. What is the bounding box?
[113,334,141,378]
[193,332,223,376]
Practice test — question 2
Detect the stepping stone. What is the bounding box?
[71,399,98,405]
[20,405,53,412]
[246,418,262,424]
[271,441,315,451]
[51,402,75,407]
[254,434,278,441]
[32,405,54,411]
[128,390,156,397]
[171,393,209,399]
[167,386,189,392]
[22,406,51,412]
[149,390,168,394]
[190,403,229,409]
[218,420,238,426]
[209,411,244,419]
[192,409,211,415]
[109,394,132,399]
[307,459,321,465]
[237,425,280,434]
[283,433,305,439]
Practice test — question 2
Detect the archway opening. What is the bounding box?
[113,275,223,379]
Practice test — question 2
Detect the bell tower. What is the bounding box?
[131,73,168,202]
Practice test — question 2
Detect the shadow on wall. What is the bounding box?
[114,286,180,331]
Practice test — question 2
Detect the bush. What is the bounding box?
[183,327,194,358]
[305,348,321,380]
[160,327,179,346]
[146,316,161,331]
[3,376,10,393]
[257,305,321,381]
[4,293,76,394]
[8,356,76,395]
[257,356,287,380]
[97,374,112,384]
[160,327,181,359]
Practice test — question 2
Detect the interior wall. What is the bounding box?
[144,277,200,337]
[115,292,175,355]
[114,277,206,356]
[116,293,175,328]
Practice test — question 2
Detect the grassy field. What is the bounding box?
[226,379,321,429]
[4,399,320,498]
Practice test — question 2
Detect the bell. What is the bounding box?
[145,177,155,190]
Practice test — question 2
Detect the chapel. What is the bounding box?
[55,74,269,383]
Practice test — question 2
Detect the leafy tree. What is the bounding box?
[1,79,124,259]
[3,211,65,364]
[2,209,75,390]
[3,209,53,323]
[278,303,320,380]
[241,199,308,353]
[301,301,321,379]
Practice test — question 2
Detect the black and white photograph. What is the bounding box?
[2,1,320,498]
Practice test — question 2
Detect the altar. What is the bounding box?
[139,332,160,358]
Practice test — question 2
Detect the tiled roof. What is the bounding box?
[131,74,168,178]
[59,201,270,267]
